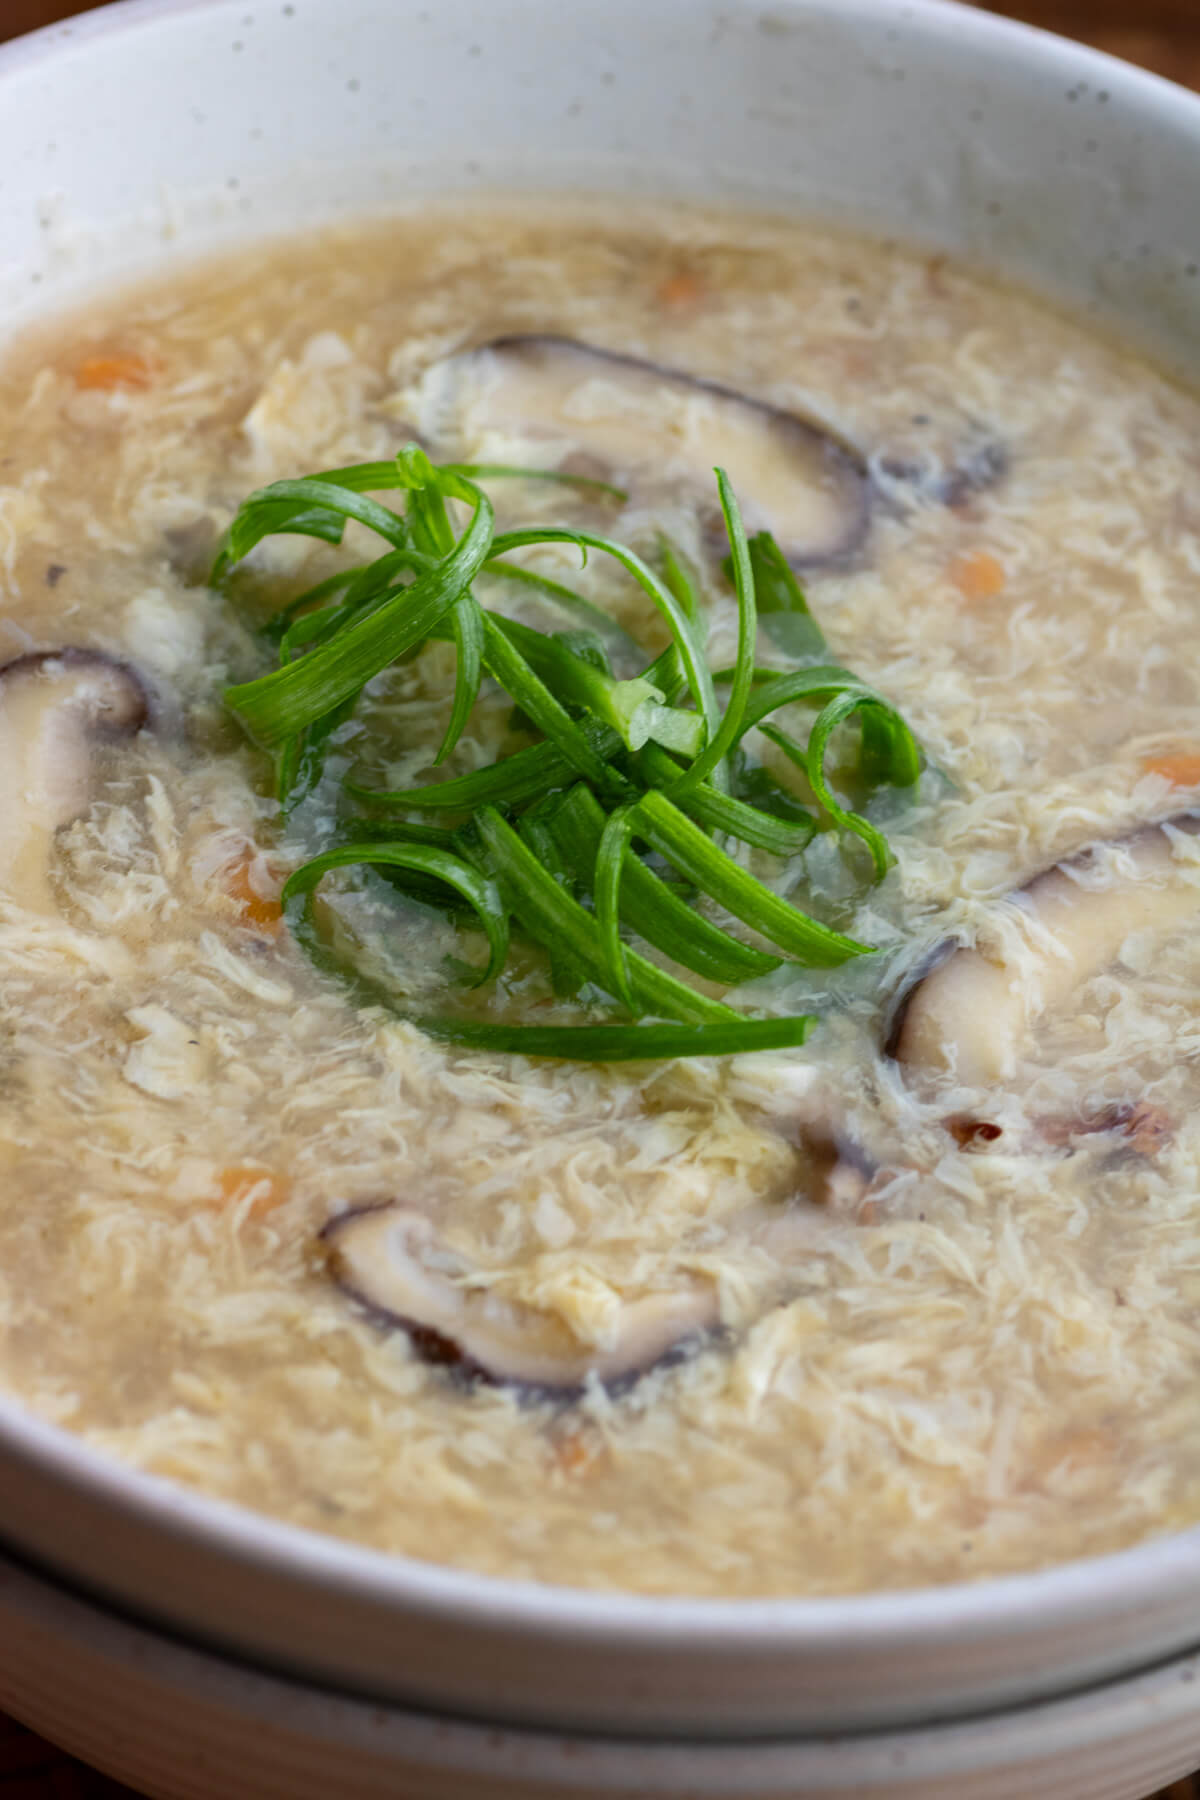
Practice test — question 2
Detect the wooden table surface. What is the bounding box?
[1,0,1199,1794]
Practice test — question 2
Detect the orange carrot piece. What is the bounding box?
[655,270,705,311]
[225,850,284,930]
[212,1166,289,1217]
[1141,751,1200,790]
[74,350,156,392]
[949,549,1006,601]
[551,1428,606,1477]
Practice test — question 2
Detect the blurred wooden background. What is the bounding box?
[0,0,1198,1795]
[984,0,1200,84]
[5,0,1200,78]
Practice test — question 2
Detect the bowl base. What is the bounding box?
[2,1547,1200,1800]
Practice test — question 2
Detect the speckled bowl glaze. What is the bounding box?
[0,0,1199,1783]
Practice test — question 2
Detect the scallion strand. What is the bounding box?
[593,803,640,1015]
[491,527,722,783]
[225,483,494,750]
[671,468,756,795]
[473,805,737,1024]
[546,783,781,986]
[633,787,869,967]
[283,841,509,987]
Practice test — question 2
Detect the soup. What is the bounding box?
[1,200,1199,1598]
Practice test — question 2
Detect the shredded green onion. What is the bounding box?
[216,448,922,1061]
[546,783,780,987]
[283,842,508,987]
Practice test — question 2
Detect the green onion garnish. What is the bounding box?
[214,450,921,1061]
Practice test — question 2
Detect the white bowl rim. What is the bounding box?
[9,1378,1200,1652]
[1,0,1200,1669]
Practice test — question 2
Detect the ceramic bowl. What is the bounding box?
[3,1546,1200,1800]
[1,0,1199,1766]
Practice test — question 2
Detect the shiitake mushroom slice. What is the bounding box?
[0,649,149,913]
[413,335,870,566]
[887,814,1200,1087]
[871,419,1009,511]
[321,1203,719,1397]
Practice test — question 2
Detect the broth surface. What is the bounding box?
[2,201,1200,1595]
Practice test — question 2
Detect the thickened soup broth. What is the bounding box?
[2,201,1200,1598]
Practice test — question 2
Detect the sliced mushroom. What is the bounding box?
[871,420,1008,510]
[748,1074,879,1215]
[1038,1100,1173,1158]
[889,815,1200,1086]
[802,1133,873,1210]
[0,650,149,913]
[322,1205,718,1395]
[775,1120,876,1211]
[414,335,869,564]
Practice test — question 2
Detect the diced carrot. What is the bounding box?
[224,849,284,930]
[655,270,705,311]
[551,1428,605,1477]
[948,549,1006,602]
[1141,751,1200,790]
[556,1435,592,1475]
[74,350,157,392]
[210,1166,290,1217]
